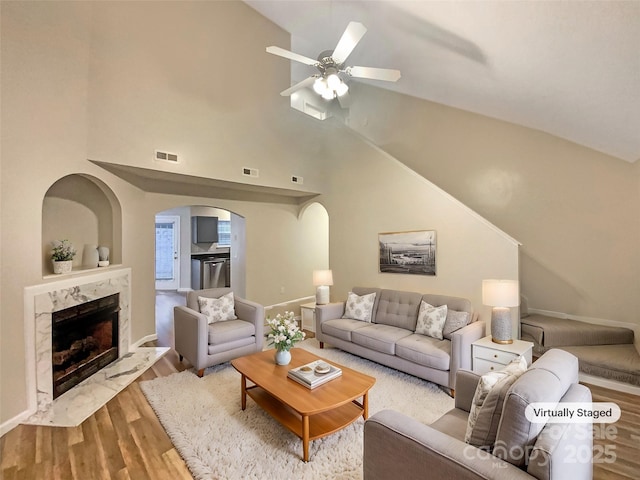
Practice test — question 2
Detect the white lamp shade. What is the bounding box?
[482,279,519,307]
[313,269,333,286]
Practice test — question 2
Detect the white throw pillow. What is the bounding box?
[198,292,237,324]
[342,291,376,322]
[415,302,448,339]
[464,356,528,446]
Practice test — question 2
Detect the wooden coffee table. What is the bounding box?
[231,348,375,462]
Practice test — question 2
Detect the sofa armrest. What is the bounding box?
[449,321,486,389]
[234,296,265,343]
[315,302,345,330]
[454,370,481,412]
[173,305,209,370]
[364,410,533,480]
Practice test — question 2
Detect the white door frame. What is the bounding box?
[155,215,181,290]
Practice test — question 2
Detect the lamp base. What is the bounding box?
[491,307,513,344]
[316,285,330,305]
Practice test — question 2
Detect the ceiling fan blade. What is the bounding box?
[331,22,367,65]
[347,66,401,82]
[279,76,317,96]
[266,46,318,66]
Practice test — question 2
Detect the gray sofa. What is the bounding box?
[315,287,485,393]
[364,349,593,480]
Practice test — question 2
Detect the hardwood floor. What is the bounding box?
[1,290,639,479]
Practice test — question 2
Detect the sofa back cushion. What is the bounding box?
[493,349,579,468]
[374,289,423,331]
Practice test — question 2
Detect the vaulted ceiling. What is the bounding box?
[245,0,640,163]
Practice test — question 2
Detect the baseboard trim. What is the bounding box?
[131,334,158,349]
[580,373,640,396]
[265,296,315,310]
[177,287,192,293]
[0,410,33,437]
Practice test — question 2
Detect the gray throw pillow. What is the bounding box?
[443,310,470,340]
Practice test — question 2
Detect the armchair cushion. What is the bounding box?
[198,292,237,324]
[208,319,255,345]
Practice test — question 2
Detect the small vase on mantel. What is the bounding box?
[275,349,291,366]
[82,244,99,268]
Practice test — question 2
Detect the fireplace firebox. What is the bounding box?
[52,293,120,399]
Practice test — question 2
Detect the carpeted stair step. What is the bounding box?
[521,314,634,348]
[559,344,640,387]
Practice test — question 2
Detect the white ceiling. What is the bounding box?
[245,0,640,163]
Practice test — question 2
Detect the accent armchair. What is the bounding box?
[364,349,593,480]
[174,288,264,377]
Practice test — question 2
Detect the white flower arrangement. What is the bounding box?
[266,311,305,352]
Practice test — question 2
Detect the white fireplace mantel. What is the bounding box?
[23,267,132,417]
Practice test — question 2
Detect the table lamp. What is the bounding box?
[313,270,333,305]
[482,279,519,344]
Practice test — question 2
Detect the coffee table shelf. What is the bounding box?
[246,385,365,441]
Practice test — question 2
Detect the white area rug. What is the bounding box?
[140,339,454,480]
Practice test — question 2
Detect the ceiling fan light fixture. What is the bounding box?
[326,73,342,90]
[335,81,349,97]
[313,77,327,95]
[321,88,335,100]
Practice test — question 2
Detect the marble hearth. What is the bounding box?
[23,267,168,427]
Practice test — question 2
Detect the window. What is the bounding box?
[217,220,231,246]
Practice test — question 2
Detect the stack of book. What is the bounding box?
[287,360,342,389]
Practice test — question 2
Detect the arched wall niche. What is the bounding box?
[298,200,330,270]
[42,174,122,276]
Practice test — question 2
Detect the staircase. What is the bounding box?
[521,314,640,387]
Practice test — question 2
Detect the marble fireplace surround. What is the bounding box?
[22,267,158,426]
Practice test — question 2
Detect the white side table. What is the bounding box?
[300,302,316,332]
[471,336,533,375]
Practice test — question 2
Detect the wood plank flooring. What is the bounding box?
[2,291,639,479]
[0,351,192,480]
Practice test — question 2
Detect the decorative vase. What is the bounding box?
[82,244,99,268]
[98,245,110,262]
[275,349,291,366]
[52,260,72,274]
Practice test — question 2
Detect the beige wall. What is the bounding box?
[346,84,640,326]
[317,128,520,330]
[0,0,330,428]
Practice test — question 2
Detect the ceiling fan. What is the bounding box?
[266,21,401,107]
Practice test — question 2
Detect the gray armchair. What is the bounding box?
[174,288,264,377]
[364,349,593,480]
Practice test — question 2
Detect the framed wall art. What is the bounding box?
[379,230,436,276]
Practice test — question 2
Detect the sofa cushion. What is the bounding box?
[343,291,377,322]
[351,324,412,355]
[208,319,254,345]
[494,349,578,468]
[443,310,471,340]
[321,318,372,342]
[464,356,528,449]
[395,334,451,370]
[375,290,423,330]
[198,292,237,324]
[415,302,448,339]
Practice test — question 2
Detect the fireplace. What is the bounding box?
[52,293,119,399]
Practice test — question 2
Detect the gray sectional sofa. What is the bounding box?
[315,287,485,394]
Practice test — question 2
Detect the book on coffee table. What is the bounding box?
[287,360,342,389]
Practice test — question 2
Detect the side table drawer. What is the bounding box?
[473,358,508,375]
[473,345,518,365]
